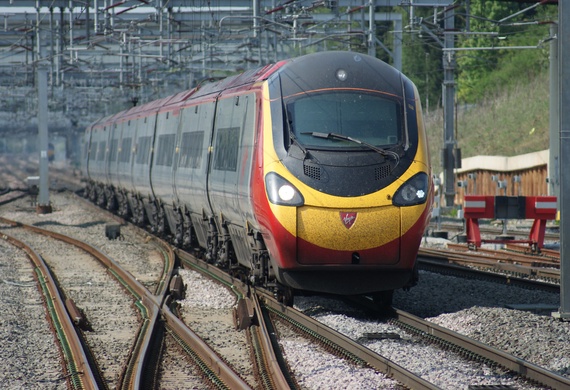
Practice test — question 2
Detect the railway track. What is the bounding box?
[0,154,83,193]
[179,244,570,389]
[390,308,570,389]
[0,230,100,389]
[0,219,142,388]
[177,247,436,389]
[419,244,561,287]
[345,292,570,388]
[2,191,569,389]
[432,220,560,243]
[0,193,300,388]
[0,199,251,388]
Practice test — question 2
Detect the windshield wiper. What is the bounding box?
[301,132,400,164]
[289,130,309,157]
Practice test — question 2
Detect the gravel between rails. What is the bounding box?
[289,265,569,389]
[176,267,401,389]
[177,269,257,387]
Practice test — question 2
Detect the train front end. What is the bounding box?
[255,51,433,297]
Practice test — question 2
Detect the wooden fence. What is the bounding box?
[438,149,551,206]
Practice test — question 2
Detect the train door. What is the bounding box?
[132,114,156,198]
[207,92,257,264]
[172,101,216,248]
[174,100,216,247]
[149,109,180,233]
[151,110,179,204]
[82,125,94,179]
[116,120,133,191]
[106,122,120,187]
[92,126,107,184]
[84,123,107,204]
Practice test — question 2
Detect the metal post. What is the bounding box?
[554,3,570,320]
[58,7,64,87]
[253,0,260,64]
[442,6,456,207]
[85,0,90,43]
[49,7,54,87]
[94,0,98,34]
[37,43,52,214]
[35,1,41,57]
[393,18,402,71]
[69,1,73,54]
[158,3,163,59]
[549,23,560,205]
[368,0,376,57]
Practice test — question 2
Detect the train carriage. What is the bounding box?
[83,51,433,306]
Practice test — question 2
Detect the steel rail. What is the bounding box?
[0,190,27,206]
[0,231,100,390]
[447,243,560,267]
[392,308,570,389]
[160,307,252,390]
[418,256,560,293]
[249,293,297,390]
[434,221,560,242]
[504,243,560,260]
[69,197,259,389]
[419,247,561,283]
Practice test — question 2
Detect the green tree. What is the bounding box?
[456,0,554,102]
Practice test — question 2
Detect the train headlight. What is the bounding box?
[393,172,429,206]
[265,172,304,206]
[336,69,348,82]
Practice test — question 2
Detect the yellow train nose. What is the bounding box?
[296,205,401,250]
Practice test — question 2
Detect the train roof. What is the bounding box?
[273,51,404,99]
[86,51,405,128]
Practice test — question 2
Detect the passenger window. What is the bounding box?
[180,131,204,169]
[156,134,176,166]
[97,141,106,161]
[136,136,151,164]
[119,137,132,163]
[213,127,239,171]
[109,139,119,162]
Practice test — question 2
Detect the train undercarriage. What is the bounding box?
[83,181,398,309]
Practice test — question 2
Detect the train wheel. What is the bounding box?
[276,285,294,307]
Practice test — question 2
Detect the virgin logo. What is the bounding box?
[340,212,357,229]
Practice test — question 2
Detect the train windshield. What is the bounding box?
[286,91,402,150]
